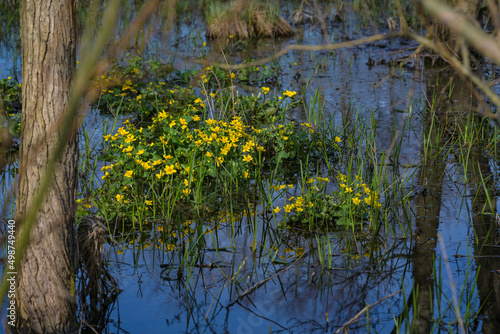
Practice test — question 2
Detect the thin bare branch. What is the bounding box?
[407,31,500,119]
[205,32,403,70]
[420,0,500,67]
[335,290,402,333]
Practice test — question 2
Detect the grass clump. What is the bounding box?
[205,0,294,40]
[278,173,383,232]
[90,87,332,226]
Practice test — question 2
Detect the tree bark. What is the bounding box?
[14,0,78,332]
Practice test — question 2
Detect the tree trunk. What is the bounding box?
[14,0,78,332]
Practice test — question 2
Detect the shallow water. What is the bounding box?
[3,3,500,333]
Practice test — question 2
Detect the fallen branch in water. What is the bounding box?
[226,254,304,308]
[335,289,402,333]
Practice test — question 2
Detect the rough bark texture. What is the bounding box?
[15,0,78,332]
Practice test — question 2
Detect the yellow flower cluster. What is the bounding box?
[285,196,314,213]
[337,174,382,208]
[270,184,294,191]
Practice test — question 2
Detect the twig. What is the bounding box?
[335,289,401,333]
[406,31,500,121]
[420,0,500,67]
[226,254,304,308]
[204,32,403,71]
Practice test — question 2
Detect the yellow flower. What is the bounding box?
[262,87,270,95]
[124,170,133,178]
[345,187,353,193]
[164,164,177,175]
[274,207,281,213]
[206,152,213,158]
[283,90,297,98]
[335,136,341,143]
[353,197,361,205]
[116,194,123,202]
[182,188,191,195]
[137,149,144,155]
[193,115,201,121]
[215,157,224,166]
[284,204,295,213]
[145,200,153,205]
[243,155,253,162]
[244,170,250,178]
[229,34,234,39]
[124,134,136,144]
[364,196,371,205]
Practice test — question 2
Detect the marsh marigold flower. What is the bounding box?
[164,164,177,175]
[124,170,133,178]
[284,204,295,213]
[283,90,297,98]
